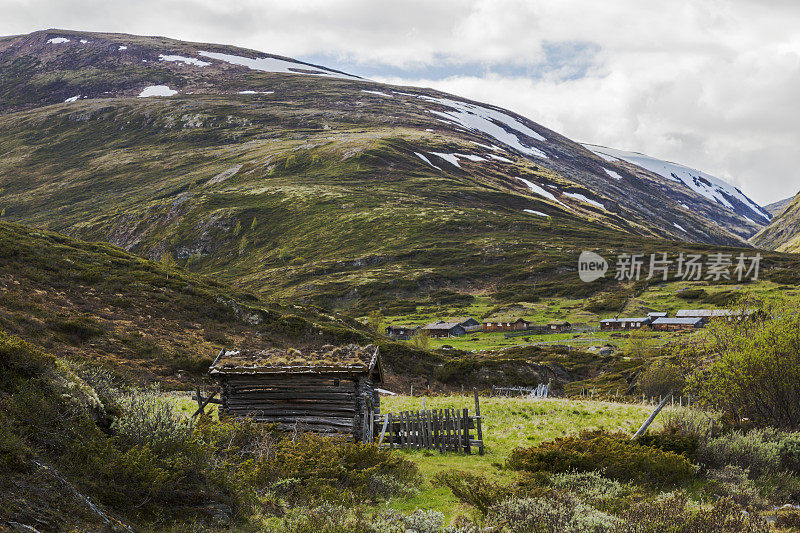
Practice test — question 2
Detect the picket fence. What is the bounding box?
[378,390,484,454]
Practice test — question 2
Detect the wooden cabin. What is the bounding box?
[482,318,531,332]
[647,312,668,321]
[547,320,572,333]
[675,309,757,324]
[385,325,420,340]
[209,344,383,442]
[422,321,466,338]
[651,317,704,331]
[600,317,651,331]
[449,317,482,333]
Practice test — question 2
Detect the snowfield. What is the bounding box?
[361,90,393,97]
[158,54,211,67]
[64,96,80,103]
[603,168,623,181]
[516,177,569,208]
[138,85,178,97]
[583,144,770,223]
[411,94,548,160]
[564,192,606,210]
[197,51,360,80]
[414,152,442,170]
[524,209,550,217]
[47,38,70,44]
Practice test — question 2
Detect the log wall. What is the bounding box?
[219,373,379,441]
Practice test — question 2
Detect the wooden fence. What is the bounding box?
[492,383,550,398]
[378,390,484,454]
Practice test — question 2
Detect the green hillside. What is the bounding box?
[0,29,791,315]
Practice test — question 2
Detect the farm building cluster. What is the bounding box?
[600,309,756,332]
[386,317,573,339]
[386,308,756,339]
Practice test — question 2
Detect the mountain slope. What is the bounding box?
[582,144,771,231]
[0,29,780,309]
[752,191,800,252]
[765,197,794,217]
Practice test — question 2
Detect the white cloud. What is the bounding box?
[1,0,799,203]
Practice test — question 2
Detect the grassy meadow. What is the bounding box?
[376,395,661,516]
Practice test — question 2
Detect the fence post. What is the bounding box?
[474,388,484,455]
[463,408,471,454]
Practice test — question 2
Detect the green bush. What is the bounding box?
[112,389,195,454]
[637,360,684,397]
[706,465,766,509]
[507,431,696,485]
[698,429,782,477]
[486,495,621,533]
[619,492,769,533]
[637,433,700,459]
[434,471,512,515]
[0,330,56,390]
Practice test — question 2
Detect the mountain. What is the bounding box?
[0,29,783,310]
[765,197,794,217]
[582,144,772,230]
[751,192,800,252]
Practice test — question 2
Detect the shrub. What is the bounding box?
[637,360,684,397]
[706,465,766,509]
[660,408,723,440]
[486,495,620,533]
[694,297,800,429]
[112,389,195,454]
[698,429,782,478]
[545,471,630,513]
[0,330,56,390]
[619,492,769,533]
[434,471,512,515]
[776,512,800,529]
[507,431,696,485]
[637,432,700,458]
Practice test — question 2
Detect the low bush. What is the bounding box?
[637,432,700,459]
[637,360,684,397]
[619,492,769,532]
[706,465,766,509]
[776,511,800,529]
[113,389,195,455]
[507,431,696,485]
[434,471,512,515]
[545,471,632,513]
[486,494,621,533]
[660,409,724,440]
[697,429,782,477]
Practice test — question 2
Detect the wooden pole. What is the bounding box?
[632,392,673,439]
[473,388,484,455]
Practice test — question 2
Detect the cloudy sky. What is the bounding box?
[3,0,799,205]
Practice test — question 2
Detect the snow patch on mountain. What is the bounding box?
[138,85,178,97]
[361,90,393,97]
[118,45,128,50]
[516,177,569,209]
[413,94,548,160]
[603,168,623,181]
[583,144,770,224]
[238,90,274,95]
[428,152,487,168]
[564,192,605,210]
[159,54,211,67]
[47,38,70,44]
[64,95,80,103]
[489,154,513,163]
[197,51,360,80]
[524,209,550,217]
[414,152,441,170]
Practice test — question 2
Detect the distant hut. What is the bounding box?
[676,309,756,324]
[449,317,482,333]
[647,312,668,321]
[599,317,651,331]
[547,320,572,333]
[209,344,383,442]
[651,317,704,331]
[421,321,466,338]
[482,318,531,332]
[385,325,420,340]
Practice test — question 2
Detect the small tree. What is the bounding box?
[367,310,384,333]
[160,251,176,280]
[412,331,432,350]
[626,327,652,357]
[692,296,800,429]
[638,359,684,397]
